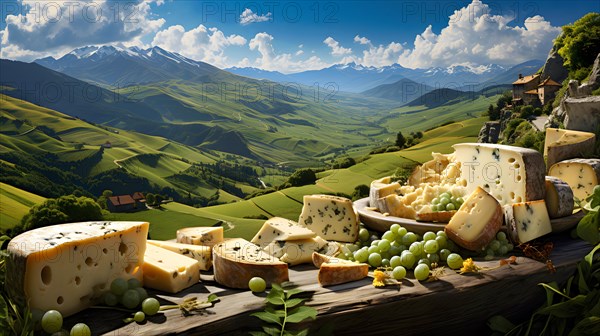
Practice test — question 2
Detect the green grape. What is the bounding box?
[489,240,501,251]
[355,241,362,248]
[439,248,451,262]
[506,243,514,251]
[121,289,141,309]
[248,277,267,293]
[368,245,380,254]
[388,245,401,256]
[442,192,452,198]
[378,240,391,252]
[135,287,148,302]
[455,197,464,204]
[496,231,507,241]
[417,258,431,267]
[400,251,416,269]
[446,240,457,252]
[381,258,390,267]
[435,236,447,249]
[341,252,351,260]
[414,264,430,281]
[390,223,400,233]
[354,249,369,263]
[423,240,439,254]
[427,253,440,264]
[358,228,370,241]
[431,197,440,205]
[142,298,159,316]
[382,231,396,241]
[371,240,380,247]
[110,278,128,296]
[436,230,446,238]
[348,244,361,252]
[405,232,418,244]
[484,254,495,261]
[396,227,408,237]
[409,242,423,256]
[439,197,450,207]
[134,311,145,323]
[368,253,382,267]
[499,245,508,255]
[390,255,402,268]
[41,310,63,334]
[445,203,456,211]
[51,330,69,336]
[485,248,495,257]
[422,231,436,241]
[70,323,91,336]
[447,253,464,269]
[127,278,142,289]
[381,251,391,260]
[103,292,118,306]
[392,266,407,280]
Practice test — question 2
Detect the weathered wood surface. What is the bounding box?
[66,235,592,336]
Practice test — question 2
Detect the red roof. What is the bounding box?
[513,74,540,85]
[539,78,562,87]
[132,192,145,200]
[108,195,135,206]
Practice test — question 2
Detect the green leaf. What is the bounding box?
[537,295,586,318]
[578,264,590,294]
[487,315,516,333]
[284,330,309,336]
[262,325,282,336]
[577,212,600,245]
[271,283,283,292]
[265,306,285,318]
[249,332,269,336]
[285,298,306,308]
[539,282,571,301]
[286,305,317,324]
[266,287,285,306]
[584,243,600,267]
[285,288,304,299]
[266,295,285,306]
[251,311,282,325]
[569,316,600,336]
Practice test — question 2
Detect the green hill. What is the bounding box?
[0,182,46,232]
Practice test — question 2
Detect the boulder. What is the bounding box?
[541,50,569,84]
[564,96,600,132]
[478,121,501,143]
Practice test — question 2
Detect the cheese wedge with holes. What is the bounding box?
[298,195,359,242]
[6,221,148,317]
[312,252,352,268]
[544,128,595,169]
[318,262,369,286]
[544,176,574,218]
[445,187,502,251]
[453,143,545,205]
[369,176,400,208]
[263,236,328,266]
[548,159,600,202]
[251,217,316,247]
[142,244,200,293]
[176,226,224,247]
[147,240,212,271]
[504,200,552,244]
[213,238,288,289]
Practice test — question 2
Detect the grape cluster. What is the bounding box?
[103,277,161,323]
[479,231,514,260]
[339,224,466,281]
[431,192,464,212]
[37,309,90,336]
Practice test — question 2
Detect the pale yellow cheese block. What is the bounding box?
[298,195,359,242]
[548,158,600,202]
[147,240,212,271]
[544,128,595,169]
[251,217,315,247]
[318,262,369,286]
[504,200,553,244]
[142,244,200,293]
[263,236,328,266]
[176,226,224,247]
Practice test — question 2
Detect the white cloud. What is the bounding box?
[295,50,304,56]
[397,0,561,68]
[361,42,404,67]
[247,32,327,73]
[239,8,271,25]
[151,24,246,68]
[1,0,165,61]
[353,35,371,45]
[323,37,352,56]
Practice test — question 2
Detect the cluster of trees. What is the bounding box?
[395,130,423,149]
[555,13,600,81]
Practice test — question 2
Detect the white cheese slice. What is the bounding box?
[544,176,574,218]
[176,226,224,247]
[147,240,212,271]
[6,221,148,317]
[318,262,369,286]
[142,244,200,293]
[544,128,595,169]
[263,236,328,266]
[212,238,289,289]
[251,217,316,247]
[369,176,400,209]
[548,158,600,202]
[445,187,502,251]
[505,200,553,244]
[452,143,545,205]
[298,195,359,242]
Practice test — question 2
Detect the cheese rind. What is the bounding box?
[318,262,369,286]
[544,176,574,218]
[176,226,224,247]
[142,244,200,293]
[213,238,289,289]
[548,159,600,202]
[369,177,400,208]
[452,143,545,205]
[251,217,316,247]
[147,240,212,271]
[263,236,327,266]
[505,200,552,244]
[7,221,148,317]
[298,195,359,242]
[312,252,352,268]
[444,187,502,251]
[544,128,596,169]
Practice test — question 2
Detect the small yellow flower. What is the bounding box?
[372,270,388,287]
[459,258,480,274]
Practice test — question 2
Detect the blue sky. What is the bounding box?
[1,0,598,72]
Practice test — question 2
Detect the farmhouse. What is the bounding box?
[107,192,146,212]
[512,74,562,106]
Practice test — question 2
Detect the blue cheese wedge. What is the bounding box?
[297,195,359,242]
[251,217,316,247]
[548,158,600,202]
[176,226,224,247]
[453,143,545,205]
[147,240,212,271]
[544,176,574,218]
[263,236,328,266]
[504,200,552,244]
[544,128,595,169]
[6,221,148,317]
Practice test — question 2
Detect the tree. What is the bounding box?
[352,184,370,201]
[19,195,103,232]
[102,190,113,198]
[488,104,500,121]
[286,168,317,187]
[520,105,535,119]
[145,193,156,206]
[556,13,600,72]
[395,131,406,148]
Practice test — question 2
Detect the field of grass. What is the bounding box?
[0,183,46,231]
